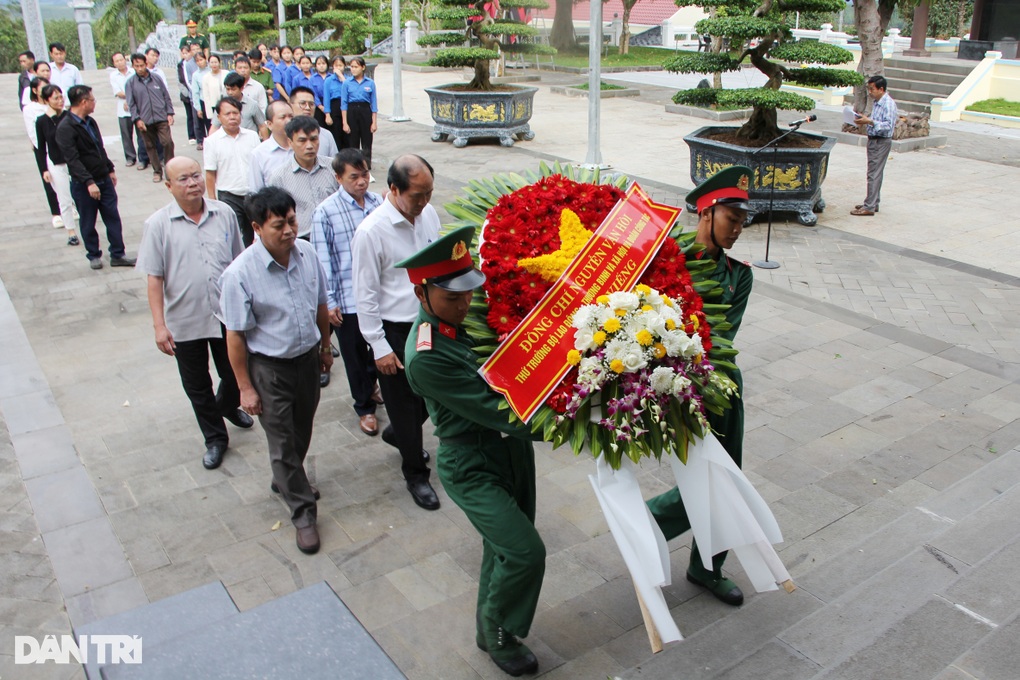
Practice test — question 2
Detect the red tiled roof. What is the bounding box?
[532,0,679,26]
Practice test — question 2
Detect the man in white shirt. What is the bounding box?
[49,42,82,106]
[204,96,261,246]
[352,154,440,511]
[145,47,170,89]
[109,52,138,167]
[232,56,269,120]
[249,101,294,192]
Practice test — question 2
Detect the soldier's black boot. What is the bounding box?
[480,616,538,677]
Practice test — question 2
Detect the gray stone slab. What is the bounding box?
[713,640,821,680]
[101,581,403,680]
[780,547,969,668]
[941,533,1020,625]
[952,611,1020,680]
[929,484,1020,567]
[0,358,48,400]
[0,389,64,436]
[818,598,989,680]
[11,425,80,479]
[25,466,106,534]
[65,577,149,630]
[77,580,237,680]
[920,449,1020,521]
[43,517,134,598]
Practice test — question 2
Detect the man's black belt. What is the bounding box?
[249,346,317,365]
[868,135,891,140]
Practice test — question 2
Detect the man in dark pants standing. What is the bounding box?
[352,155,439,510]
[55,85,136,270]
[646,165,754,607]
[311,148,383,435]
[852,75,898,216]
[221,186,333,555]
[402,227,545,677]
[126,53,175,183]
[137,157,253,469]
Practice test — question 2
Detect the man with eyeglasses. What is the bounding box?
[136,156,251,471]
[288,86,337,158]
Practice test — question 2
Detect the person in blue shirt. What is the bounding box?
[283,47,305,97]
[311,55,329,130]
[272,45,294,101]
[289,55,315,99]
[323,56,347,150]
[340,57,377,169]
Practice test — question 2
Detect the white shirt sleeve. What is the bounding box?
[351,225,392,357]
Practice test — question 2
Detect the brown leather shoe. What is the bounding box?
[296,524,320,554]
[850,207,875,216]
[371,384,384,405]
[359,413,379,436]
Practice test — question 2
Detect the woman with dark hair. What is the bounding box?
[35,84,79,245]
[23,76,64,228]
[340,57,377,169]
[323,56,347,150]
[311,55,329,130]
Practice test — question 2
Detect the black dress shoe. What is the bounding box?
[407,480,440,510]
[319,372,330,388]
[480,619,539,676]
[110,256,136,267]
[686,570,744,606]
[202,444,226,469]
[271,481,320,500]
[225,408,254,429]
[382,425,430,462]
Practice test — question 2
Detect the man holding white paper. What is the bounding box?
[851,75,898,216]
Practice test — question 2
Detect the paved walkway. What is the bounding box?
[1,64,1019,679]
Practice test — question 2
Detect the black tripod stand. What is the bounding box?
[750,123,805,270]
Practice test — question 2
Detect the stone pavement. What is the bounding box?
[1,63,1019,679]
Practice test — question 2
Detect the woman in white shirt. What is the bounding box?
[201,55,228,121]
[22,76,64,229]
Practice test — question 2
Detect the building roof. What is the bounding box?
[532,0,684,27]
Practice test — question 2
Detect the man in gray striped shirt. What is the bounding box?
[220,186,333,555]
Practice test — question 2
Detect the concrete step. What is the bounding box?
[895,100,933,115]
[884,57,976,78]
[885,77,958,96]
[99,581,405,680]
[76,581,239,680]
[885,66,966,87]
[620,449,1020,679]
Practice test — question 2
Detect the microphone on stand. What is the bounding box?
[788,114,818,128]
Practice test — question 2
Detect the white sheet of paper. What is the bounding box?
[843,105,859,125]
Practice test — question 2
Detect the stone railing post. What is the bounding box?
[70,0,97,70]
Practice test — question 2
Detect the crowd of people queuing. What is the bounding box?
[14,31,760,677]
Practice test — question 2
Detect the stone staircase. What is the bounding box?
[621,448,1020,679]
[76,581,405,679]
[881,56,974,115]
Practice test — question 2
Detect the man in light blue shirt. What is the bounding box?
[220,186,333,555]
[311,148,384,436]
[852,75,898,216]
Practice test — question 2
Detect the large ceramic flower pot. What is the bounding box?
[425,84,538,148]
[683,125,836,226]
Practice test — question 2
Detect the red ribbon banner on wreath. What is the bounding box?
[479,183,682,422]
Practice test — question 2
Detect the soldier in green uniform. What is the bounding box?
[400,226,545,677]
[647,165,754,607]
[179,20,210,56]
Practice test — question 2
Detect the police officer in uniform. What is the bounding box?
[401,227,545,677]
[646,165,754,607]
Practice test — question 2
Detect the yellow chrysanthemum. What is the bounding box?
[603,317,621,333]
[636,284,651,295]
[518,209,594,283]
[693,353,703,364]
[665,319,676,331]
[689,314,700,331]
[641,305,654,312]
[653,343,666,359]
[660,295,673,307]
[615,308,628,317]
[596,295,610,305]
[610,359,625,374]
[566,349,581,365]
[593,330,607,346]
[635,329,653,346]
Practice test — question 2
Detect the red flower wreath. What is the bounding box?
[478,175,711,412]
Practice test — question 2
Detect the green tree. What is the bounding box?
[665,0,863,142]
[282,0,378,55]
[204,0,276,51]
[417,0,554,90]
[0,6,28,73]
[95,0,165,53]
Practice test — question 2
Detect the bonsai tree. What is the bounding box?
[204,0,276,50]
[281,0,380,55]
[665,0,863,143]
[417,0,556,90]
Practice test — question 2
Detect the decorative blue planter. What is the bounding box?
[425,85,538,148]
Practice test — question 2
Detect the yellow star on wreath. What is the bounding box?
[518,208,594,283]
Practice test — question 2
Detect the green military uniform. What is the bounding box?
[398,226,544,676]
[180,31,210,52]
[249,67,275,98]
[646,166,754,595]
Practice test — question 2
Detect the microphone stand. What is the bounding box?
[750,121,805,270]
